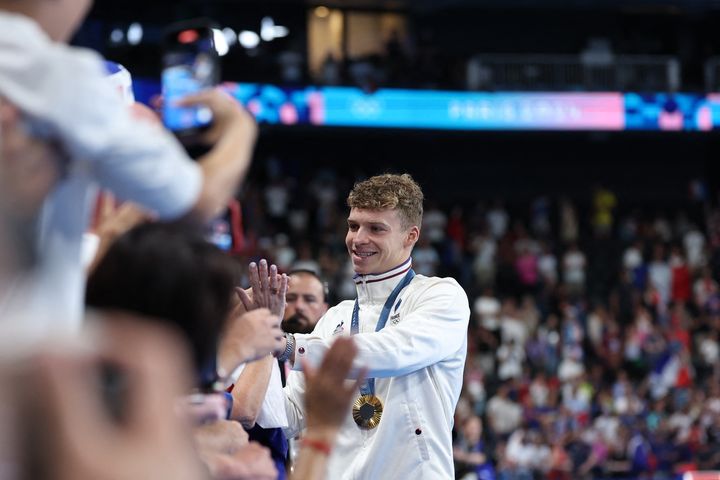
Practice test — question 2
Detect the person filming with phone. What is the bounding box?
[0,1,256,336]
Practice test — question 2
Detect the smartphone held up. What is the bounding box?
[161,20,220,138]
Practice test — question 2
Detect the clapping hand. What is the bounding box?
[237,259,288,319]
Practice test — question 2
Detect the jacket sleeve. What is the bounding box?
[282,308,339,438]
[292,278,470,378]
[282,370,307,438]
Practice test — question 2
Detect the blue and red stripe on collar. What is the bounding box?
[353,257,412,285]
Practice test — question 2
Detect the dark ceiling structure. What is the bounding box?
[92,0,720,14]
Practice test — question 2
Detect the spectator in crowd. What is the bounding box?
[454,415,496,480]
[592,185,617,237]
[487,200,509,240]
[649,243,672,305]
[282,269,330,335]
[486,382,523,441]
[0,0,258,335]
[562,242,587,297]
[413,235,441,277]
[472,228,497,288]
[537,241,558,288]
[423,200,448,245]
[684,223,706,272]
[85,223,284,374]
[559,198,579,245]
[230,260,291,480]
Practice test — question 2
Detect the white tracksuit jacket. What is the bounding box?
[284,259,470,479]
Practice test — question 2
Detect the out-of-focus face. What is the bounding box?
[282,273,328,334]
[463,416,482,443]
[345,208,418,275]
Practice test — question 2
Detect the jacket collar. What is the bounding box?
[353,258,412,305]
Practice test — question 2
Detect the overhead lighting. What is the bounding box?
[178,29,199,44]
[127,22,143,45]
[212,28,229,56]
[273,26,289,38]
[260,17,274,42]
[222,27,237,46]
[238,30,260,49]
[314,6,330,18]
[260,16,289,42]
[110,28,124,44]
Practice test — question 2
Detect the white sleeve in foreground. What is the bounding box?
[0,25,201,219]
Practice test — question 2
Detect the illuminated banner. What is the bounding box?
[319,89,625,130]
[133,79,720,131]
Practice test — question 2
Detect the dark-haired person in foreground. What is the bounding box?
[85,223,284,479]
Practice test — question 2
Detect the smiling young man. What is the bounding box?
[279,173,470,479]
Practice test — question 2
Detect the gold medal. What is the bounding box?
[352,394,383,429]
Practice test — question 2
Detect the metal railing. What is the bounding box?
[704,57,720,91]
[467,54,681,91]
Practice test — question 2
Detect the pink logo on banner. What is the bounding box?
[279,103,298,125]
[696,105,713,131]
[659,110,684,131]
[308,92,325,125]
[538,94,625,130]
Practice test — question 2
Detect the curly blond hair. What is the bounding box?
[347,173,424,229]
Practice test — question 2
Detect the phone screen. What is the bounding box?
[205,200,243,253]
[207,214,233,251]
[162,25,218,134]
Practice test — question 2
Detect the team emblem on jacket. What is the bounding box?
[390,298,403,324]
[332,321,344,335]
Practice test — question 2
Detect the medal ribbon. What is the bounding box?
[351,269,415,396]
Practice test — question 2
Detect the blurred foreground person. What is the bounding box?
[235,267,328,478]
[85,223,284,479]
[290,337,364,479]
[0,0,258,332]
[5,316,210,480]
